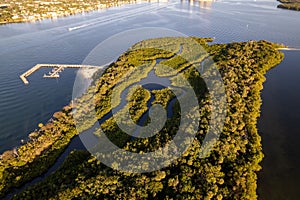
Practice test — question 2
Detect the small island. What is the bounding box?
[277,0,300,11]
[0,37,285,199]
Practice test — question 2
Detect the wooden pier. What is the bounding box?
[20,64,99,85]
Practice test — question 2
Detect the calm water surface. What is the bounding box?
[0,0,299,199]
[258,51,300,200]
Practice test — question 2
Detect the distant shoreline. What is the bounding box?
[277,0,300,11]
[0,0,150,25]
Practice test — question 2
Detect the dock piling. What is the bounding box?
[19,64,99,85]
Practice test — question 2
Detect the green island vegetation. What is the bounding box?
[277,0,300,11]
[0,0,148,24]
[0,37,285,199]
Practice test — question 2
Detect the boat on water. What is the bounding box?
[43,73,60,78]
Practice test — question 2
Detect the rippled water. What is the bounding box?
[0,0,299,199]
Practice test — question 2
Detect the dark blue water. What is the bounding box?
[258,51,300,200]
[0,0,300,199]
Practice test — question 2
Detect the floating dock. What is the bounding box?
[20,64,99,85]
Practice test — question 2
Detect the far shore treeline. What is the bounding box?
[277,0,300,11]
[1,0,299,25]
[0,0,149,24]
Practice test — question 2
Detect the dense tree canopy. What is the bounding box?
[0,37,285,199]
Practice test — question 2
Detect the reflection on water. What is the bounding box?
[180,0,214,15]
[181,0,215,10]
